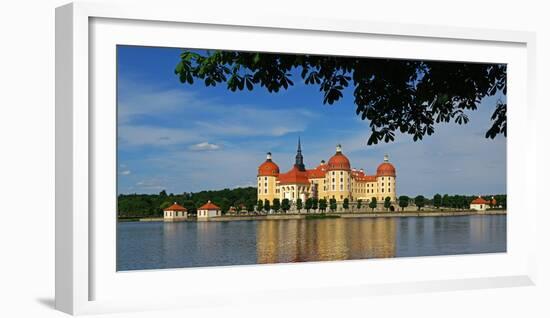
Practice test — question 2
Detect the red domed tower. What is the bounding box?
[257,152,279,202]
[258,152,279,176]
[325,144,352,202]
[376,154,397,202]
[327,144,351,172]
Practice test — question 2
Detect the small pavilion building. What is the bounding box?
[470,196,497,211]
[197,200,222,220]
[163,202,188,222]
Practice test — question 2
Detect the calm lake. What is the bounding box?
[117,215,506,271]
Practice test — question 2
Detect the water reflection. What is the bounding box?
[256,218,397,264]
[117,215,506,271]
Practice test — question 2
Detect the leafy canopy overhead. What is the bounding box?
[175,50,506,145]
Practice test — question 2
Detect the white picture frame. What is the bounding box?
[55,2,537,315]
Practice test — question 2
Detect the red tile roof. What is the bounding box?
[327,152,351,171]
[350,170,377,182]
[199,200,220,210]
[471,197,495,205]
[258,159,280,177]
[376,162,396,177]
[307,163,327,179]
[164,202,187,211]
[357,175,377,182]
[278,165,310,185]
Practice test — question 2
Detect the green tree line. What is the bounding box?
[397,193,507,211]
[117,187,257,218]
[118,189,506,218]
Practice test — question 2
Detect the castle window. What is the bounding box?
[332,185,335,190]
[265,183,268,187]
[340,178,343,183]
[265,189,268,194]
[265,177,267,180]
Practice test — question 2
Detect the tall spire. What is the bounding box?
[295,137,305,171]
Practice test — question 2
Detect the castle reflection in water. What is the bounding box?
[255,218,397,263]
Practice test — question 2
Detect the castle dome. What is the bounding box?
[327,144,351,171]
[376,154,396,177]
[258,152,280,176]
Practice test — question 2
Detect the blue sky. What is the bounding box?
[117,45,506,197]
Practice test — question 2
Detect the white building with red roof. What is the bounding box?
[197,200,221,220]
[257,139,397,204]
[163,202,188,222]
[470,196,497,211]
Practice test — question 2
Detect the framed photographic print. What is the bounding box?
[56,2,537,315]
[116,44,508,271]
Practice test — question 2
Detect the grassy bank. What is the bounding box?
[117,210,506,222]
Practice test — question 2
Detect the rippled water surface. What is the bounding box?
[117,215,506,271]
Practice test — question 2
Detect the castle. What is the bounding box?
[257,139,397,204]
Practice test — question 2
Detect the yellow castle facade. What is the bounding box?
[257,140,397,204]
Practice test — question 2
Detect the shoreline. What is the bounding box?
[120,210,506,223]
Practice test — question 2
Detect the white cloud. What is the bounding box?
[120,170,131,175]
[189,142,221,151]
[136,179,165,190]
[117,78,203,125]
[192,106,317,138]
[118,125,200,146]
[117,76,318,147]
[195,121,304,137]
